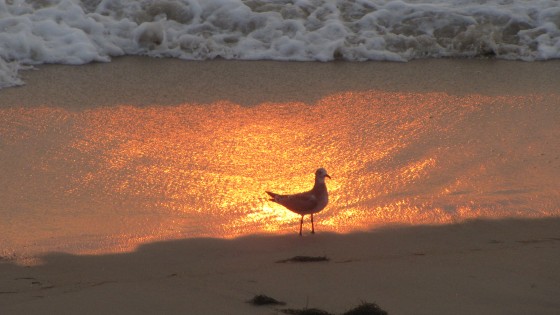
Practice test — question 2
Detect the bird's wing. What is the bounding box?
[265,191,277,200]
[274,191,318,214]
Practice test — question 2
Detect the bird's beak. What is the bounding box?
[326,174,331,179]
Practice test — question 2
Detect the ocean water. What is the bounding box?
[1,0,560,88]
[1,89,560,258]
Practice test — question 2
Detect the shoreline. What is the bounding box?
[1,57,560,109]
[1,218,559,314]
[1,57,560,314]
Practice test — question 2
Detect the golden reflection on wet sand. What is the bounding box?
[1,91,559,254]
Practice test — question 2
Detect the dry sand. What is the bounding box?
[1,219,559,314]
[1,58,560,314]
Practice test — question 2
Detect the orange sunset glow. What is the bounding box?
[1,90,559,254]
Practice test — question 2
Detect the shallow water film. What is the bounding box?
[1,90,559,255]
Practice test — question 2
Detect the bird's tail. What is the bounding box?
[265,191,277,201]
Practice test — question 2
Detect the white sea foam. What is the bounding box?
[1,0,559,88]
[0,58,25,88]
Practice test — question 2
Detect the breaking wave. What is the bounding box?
[1,0,559,87]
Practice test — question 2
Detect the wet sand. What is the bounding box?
[1,58,560,314]
[1,218,560,314]
[1,57,560,109]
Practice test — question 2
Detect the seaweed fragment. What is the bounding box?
[247,294,286,306]
[276,255,330,263]
[343,302,388,315]
[281,308,333,315]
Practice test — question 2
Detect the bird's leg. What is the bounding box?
[311,214,315,234]
[299,215,304,236]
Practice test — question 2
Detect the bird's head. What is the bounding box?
[315,168,331,180]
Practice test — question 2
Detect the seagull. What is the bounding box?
[266,168,331,236]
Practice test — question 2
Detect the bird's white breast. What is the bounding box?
[312,192,328,213]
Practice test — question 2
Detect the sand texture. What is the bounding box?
[1,58,560,314]
[2,57,560,109]
[1,219,559,314]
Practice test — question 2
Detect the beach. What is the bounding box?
[1,58,560,314]
[2,57,560,108]
[1,218,559,314]
[2,0,560,312]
